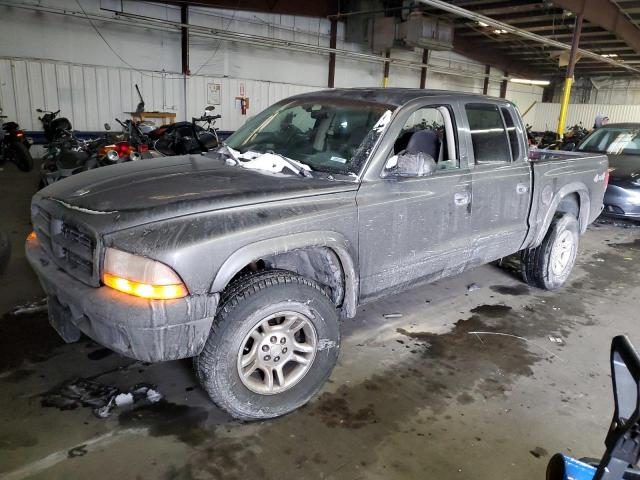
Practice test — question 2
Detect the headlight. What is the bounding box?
[102,248,188,300]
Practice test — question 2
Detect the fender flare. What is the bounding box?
[533,182,590,247]
[210,231,359,319]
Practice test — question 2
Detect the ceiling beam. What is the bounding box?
[163,0,338,17]
[456,24,602,36]
[453,11,566,24]
[452,36,543,77]
[551,0,640,55]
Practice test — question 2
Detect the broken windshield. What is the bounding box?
[224,98,396,175]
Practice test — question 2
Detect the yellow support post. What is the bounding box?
[556,11,583,139]
[557,77,573,137]
[383,50,390,88]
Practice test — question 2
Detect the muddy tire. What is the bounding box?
[521,213,579,290]
[196,269,340,420]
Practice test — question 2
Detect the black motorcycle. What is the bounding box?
[36,108,73,143]
[538,123,589,151]
[151,106,221,156]
[0,111,34,172]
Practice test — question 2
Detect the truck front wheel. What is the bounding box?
[195,269,340,420]
[521,213,579,290]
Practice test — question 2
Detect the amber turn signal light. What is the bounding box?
[26,231,37,241]
[103,273,187,300]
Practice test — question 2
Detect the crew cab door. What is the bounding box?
[356,102,473,300]
[463,102,532,263]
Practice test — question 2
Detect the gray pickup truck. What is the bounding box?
[26,89,608,420]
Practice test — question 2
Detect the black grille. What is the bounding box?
[32,205,97,285]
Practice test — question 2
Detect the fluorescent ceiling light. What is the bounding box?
[510,78,550,86]
[601,53,618,58]
[478,21,489,27]
[492,28,508,34]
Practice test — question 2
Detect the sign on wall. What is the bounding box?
[207,82,221,105]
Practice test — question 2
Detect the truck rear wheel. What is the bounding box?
[195,269,340,420]
[521,213,579,290]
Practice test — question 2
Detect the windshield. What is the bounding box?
[224,98,395,174]
[578,127,640,156]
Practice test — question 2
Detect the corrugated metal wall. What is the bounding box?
[530,103,640,131]
[185,76,318,131]
[0,58,184,132]
[0,57,321,133]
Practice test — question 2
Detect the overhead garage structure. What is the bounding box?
[1,1,640,480]
[1,0,640,136]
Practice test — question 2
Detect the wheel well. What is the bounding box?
[227,247,345,307]
[557,193,580,219]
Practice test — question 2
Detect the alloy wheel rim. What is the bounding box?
[550,229,575,277]
[237,311,318,395]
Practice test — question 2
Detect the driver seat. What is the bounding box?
[405,129,440,158]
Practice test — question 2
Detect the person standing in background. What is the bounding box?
[593,114,610,129]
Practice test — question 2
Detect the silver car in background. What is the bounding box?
[577,123,640,220]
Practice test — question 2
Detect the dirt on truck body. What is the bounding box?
[26,88,608,420]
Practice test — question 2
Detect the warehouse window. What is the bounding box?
[465,103,511,164]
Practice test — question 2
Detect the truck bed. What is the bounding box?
[522,148,608,250]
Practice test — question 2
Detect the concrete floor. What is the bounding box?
[1,161,640,480]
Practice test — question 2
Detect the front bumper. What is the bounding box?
[603,184,640,220]
[26,239,218,362]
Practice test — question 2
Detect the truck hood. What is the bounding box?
[37,154,358,214]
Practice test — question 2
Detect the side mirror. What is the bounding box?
[387,152,437,177]
[589,336,640,480]
[104,123,111,131]
[561,142,576,151]
[610,335,640,427]
[36,108,43,113]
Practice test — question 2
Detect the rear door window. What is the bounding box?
[465,103,511,164]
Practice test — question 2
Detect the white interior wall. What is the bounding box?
[587,78,640,104]
[0,0,543,133]
[529,103,640,132]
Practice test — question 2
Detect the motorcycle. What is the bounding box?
[0,110,34,172]
[39,136,95,187]
[538,123,589,151]
[151,106,221,156]
[36,108,73,143]
[0,231,10,275]
[547,335,640,480]
[94,119,155,167]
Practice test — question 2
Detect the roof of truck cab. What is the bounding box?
[288,88,506,106]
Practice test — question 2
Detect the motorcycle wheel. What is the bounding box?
[9,142,34,172]
[0,232,10,275]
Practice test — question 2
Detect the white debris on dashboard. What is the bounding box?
[233,150,312,175]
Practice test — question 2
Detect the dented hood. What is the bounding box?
[37,154,357,214]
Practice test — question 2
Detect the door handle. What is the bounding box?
[516,183,529,194]
[454,191,470,206]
